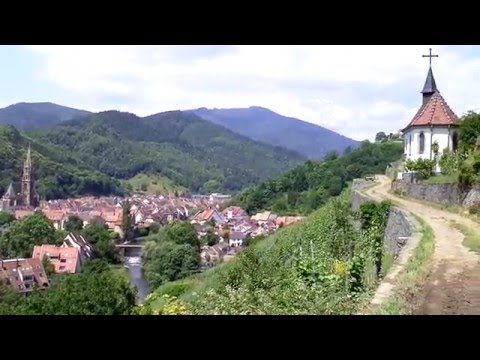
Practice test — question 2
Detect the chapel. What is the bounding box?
[402,48,460,173]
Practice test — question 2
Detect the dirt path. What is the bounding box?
[363,175,480,315]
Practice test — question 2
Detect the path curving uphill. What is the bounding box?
[362,175,480,315]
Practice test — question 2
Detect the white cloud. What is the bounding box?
[24,45,480,141]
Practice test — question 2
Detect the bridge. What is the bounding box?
[116,241,145,257]
[115,243,144,249]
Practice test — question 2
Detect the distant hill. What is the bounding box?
[230,140,404,215]
[0,125,123,200]
[190,106,359,159]
[26,110,305,194]
[0,102,91,129]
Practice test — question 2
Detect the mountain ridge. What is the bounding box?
[0,102,91,129]
[25,110,305,194]
[189,106,359,159]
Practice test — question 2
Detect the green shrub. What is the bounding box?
[404,158,436,179]
[439,150,460,175]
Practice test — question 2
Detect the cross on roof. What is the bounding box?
[422,48,439,67]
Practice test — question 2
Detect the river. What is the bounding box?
[124,256,150,304]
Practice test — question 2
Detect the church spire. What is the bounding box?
[25,143,32,167]
[21,143,34,207]
[421,48,440,105]
[421,67,438,95]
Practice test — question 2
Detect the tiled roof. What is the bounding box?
[32,244,80,274]
[404,91,459,131]
[0,258,49,293]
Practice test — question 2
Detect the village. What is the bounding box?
[0,174,304,294]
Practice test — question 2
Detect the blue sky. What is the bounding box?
[2,45,480,141]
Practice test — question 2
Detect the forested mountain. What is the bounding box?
[230,140,404,214]
[0,102,91,129]
[0,125,123,199]
[26,110,305,194]
[190,106,359,159]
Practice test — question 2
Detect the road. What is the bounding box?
[363,175,480,315]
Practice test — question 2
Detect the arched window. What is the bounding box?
[418,132,425,154]
[452,132,459,152]
[408,135,412,156]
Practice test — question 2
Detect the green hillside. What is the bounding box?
[123,173,187,195]
[140,191,393,315]
[27,111,305,194]
[231,140,404,215]
[0,125,123,199]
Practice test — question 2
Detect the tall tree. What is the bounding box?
[375,132,387,142]
[0,210,56,258]
[121,200,135,241]
[64,215,84,232]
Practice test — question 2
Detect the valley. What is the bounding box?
[3,45,480,316]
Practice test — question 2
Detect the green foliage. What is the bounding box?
[375,132,387,142]
[439,150,460,176]
[203,228,218,246]
[459,111,480,153]
[64,215,84,232]
[457,112,480,187]
[3,264,136,315]
[82,223,120,264]
[26,111,304,194]
[42,255,55,277]
[142,221,201,288]
[231,140,403,215]
[0,210,56,258]
[159,191,392,315]
[124,173,186,195]
[432,141,439,157]
[0,125,124,200]
[404,158,436,179]
[121,200,134,241]
[355,201,391,278]
[0,211,15,227]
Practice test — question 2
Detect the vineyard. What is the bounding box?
[141,190,393,315]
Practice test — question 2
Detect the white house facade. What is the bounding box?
[402,62,460,173]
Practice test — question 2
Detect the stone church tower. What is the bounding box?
[1,145,37,211]
[21,145,35,207]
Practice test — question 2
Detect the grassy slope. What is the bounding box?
[123,173,186,195]
[143,190,393,314]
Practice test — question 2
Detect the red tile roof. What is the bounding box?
[404,92,459,131]
[32,245,80,274]
[0,258,49,293]
[42,210,66,222]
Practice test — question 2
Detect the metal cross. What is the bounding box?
[422,48,439,66]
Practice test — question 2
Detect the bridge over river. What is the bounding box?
[115,239,149,304]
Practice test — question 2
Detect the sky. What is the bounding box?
[1,45,480,141]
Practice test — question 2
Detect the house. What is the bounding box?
[222,206,248,220]
[32,244,81,274]
[102,211,123,237]
[42,210,66,230]
[0,258,49,294]
[402,49,460,174]
[251,211,276,225]
[229,231,247,247]
[62,232,93,266]
[200,242,230,267]
[14,209,35,220]
[192,208,226,225]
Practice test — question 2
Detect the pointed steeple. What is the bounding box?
[421,67,438,95]
[25,143,32,167]
[5,183,16,198]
